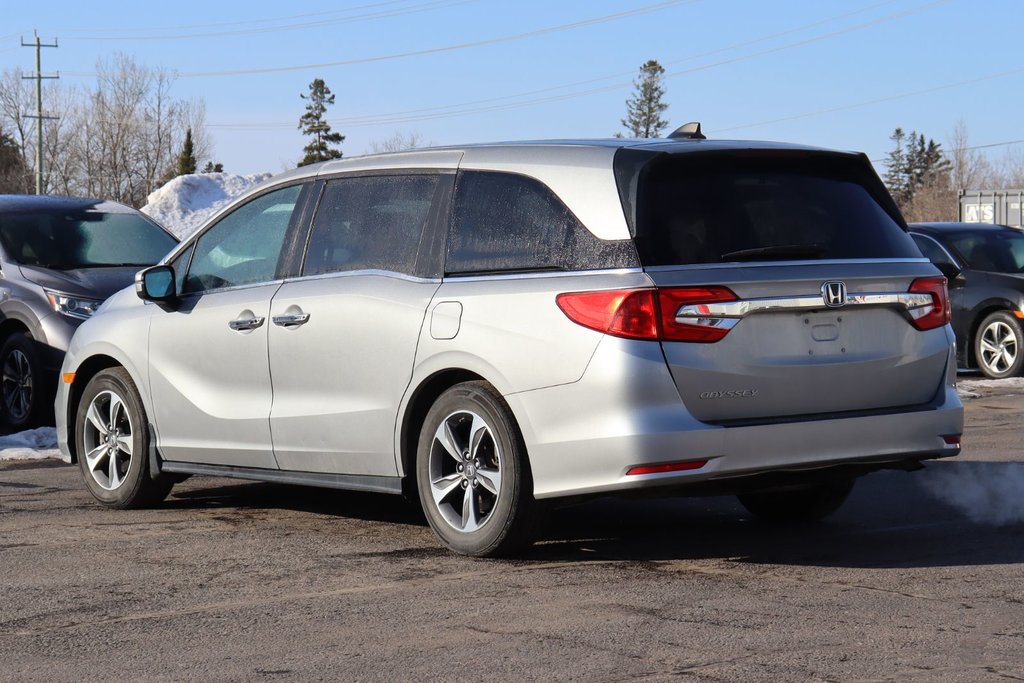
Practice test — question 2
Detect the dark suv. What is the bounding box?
[0,195,177,427]
[910,222,1024,378]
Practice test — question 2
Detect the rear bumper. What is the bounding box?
[506,336,963,500]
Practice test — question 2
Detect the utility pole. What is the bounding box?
[20,31,58,195]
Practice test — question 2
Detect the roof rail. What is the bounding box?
[667,122,706,140]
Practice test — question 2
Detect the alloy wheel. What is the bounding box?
[82,390,134,491]
[979,320,1018,375]
[427,410,503,533]
[2,349,32,423]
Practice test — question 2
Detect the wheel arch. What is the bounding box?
[64,354,127,463]
[397,368,489,498]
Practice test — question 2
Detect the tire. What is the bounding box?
[416,381,538,557]
[974,311,1024,379]
[75,367,173,509]
[737,478,855,523]
[0,332,50,429]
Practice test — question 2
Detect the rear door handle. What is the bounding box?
[272,313,310,328]
[228,316,265,331]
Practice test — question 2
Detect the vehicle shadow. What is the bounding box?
[164,460,1024,570]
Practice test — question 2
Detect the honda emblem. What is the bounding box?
[821,281,847,308]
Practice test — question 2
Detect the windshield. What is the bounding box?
[627,153,920,266]
[946,230,1024,273]
[0,209,178,269]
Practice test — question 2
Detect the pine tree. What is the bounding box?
[176,128,197,176]
[884,127,952,216]
[621,60,669,138]
[0,130,27,193]
[298,79,345,167]
[202,161,224,173]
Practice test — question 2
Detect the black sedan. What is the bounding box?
[910,222,1024,378]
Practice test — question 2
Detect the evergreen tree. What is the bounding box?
[202,161,224,173]
[176,128,197,176]
[621,60,669,138]
[298,78,344,167]
[884,127,952,213]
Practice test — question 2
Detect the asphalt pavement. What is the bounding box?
[1,387,1023,681]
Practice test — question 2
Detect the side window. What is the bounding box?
[303,174,440,277]
[911,234,954,265]
[447,171,637,275]
[184,184,302,294]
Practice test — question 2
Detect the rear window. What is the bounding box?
[627,153,920,266]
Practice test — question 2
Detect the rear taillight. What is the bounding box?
[556,286,738,342]
[908,276,950,331]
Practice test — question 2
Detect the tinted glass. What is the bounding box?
[184,184,302,293]
[304,175,439,276]
[945,230,1024,273]
[447,171,637,275]
[911,233,954,265]
[0,209,177,269]
[631,154,919,266]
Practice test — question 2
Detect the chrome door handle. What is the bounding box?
[272,313,310,327]
[228,316,265,331]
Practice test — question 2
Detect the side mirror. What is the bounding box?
[135,265,176,302]
[933,261,964,287]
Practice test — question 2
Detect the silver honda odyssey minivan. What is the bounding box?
[56,134,964,556]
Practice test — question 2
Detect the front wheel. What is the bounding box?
[0,332,48,428]
[416,381,538,557]
[75,367,173,508]
[974,311,1024,379]
[737,478,855,523]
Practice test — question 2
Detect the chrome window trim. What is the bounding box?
[443,267,643,283]
[176,278,286,298]
[643,258,930,272]
[909,232,963,269]
[284,269,441,285]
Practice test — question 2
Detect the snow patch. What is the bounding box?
[0,427,66,462]
[141,172,272,239]
[957,377,1024,399]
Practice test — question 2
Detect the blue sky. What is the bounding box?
[1,0,1020,175]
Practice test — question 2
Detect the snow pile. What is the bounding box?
[142,172,272,239]
[0,427,66,462]
[957,377,1024,399]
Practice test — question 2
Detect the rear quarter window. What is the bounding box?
[629,153,920,266]
[446,171,637,275]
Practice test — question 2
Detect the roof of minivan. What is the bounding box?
[910,222,1019,233]
[246,138,869,242]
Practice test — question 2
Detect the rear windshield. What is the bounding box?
[626,153,920,266]
[0,208,177,269]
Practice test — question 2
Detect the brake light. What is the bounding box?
[556,286,738,342]
[908,276,950,331]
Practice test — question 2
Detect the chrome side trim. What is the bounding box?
[443,267,643,283]
[676,291,935,322]
[284,269,441,285]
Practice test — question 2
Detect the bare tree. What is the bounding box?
[948,119,995,193]
[368,130,430,154]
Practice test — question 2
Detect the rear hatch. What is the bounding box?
[618,148,950,424]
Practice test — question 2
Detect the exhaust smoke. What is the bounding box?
[919,462,1024,526]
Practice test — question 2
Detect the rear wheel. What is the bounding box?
[416,381,537,557]
[737,478,854,523]
[974,311,1024,379]
[75,367,173,508]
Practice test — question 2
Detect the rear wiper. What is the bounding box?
[720,245,826,262]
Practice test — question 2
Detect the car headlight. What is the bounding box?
[44,290,104,320]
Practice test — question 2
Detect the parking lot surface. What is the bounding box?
[2,384,1023,682]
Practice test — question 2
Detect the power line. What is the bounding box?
[61,0,480,41]
[64,0,700,78]
[203,0,948,130]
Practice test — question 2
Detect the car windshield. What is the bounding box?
[946,230,1024,273]
[0,208,177,269]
